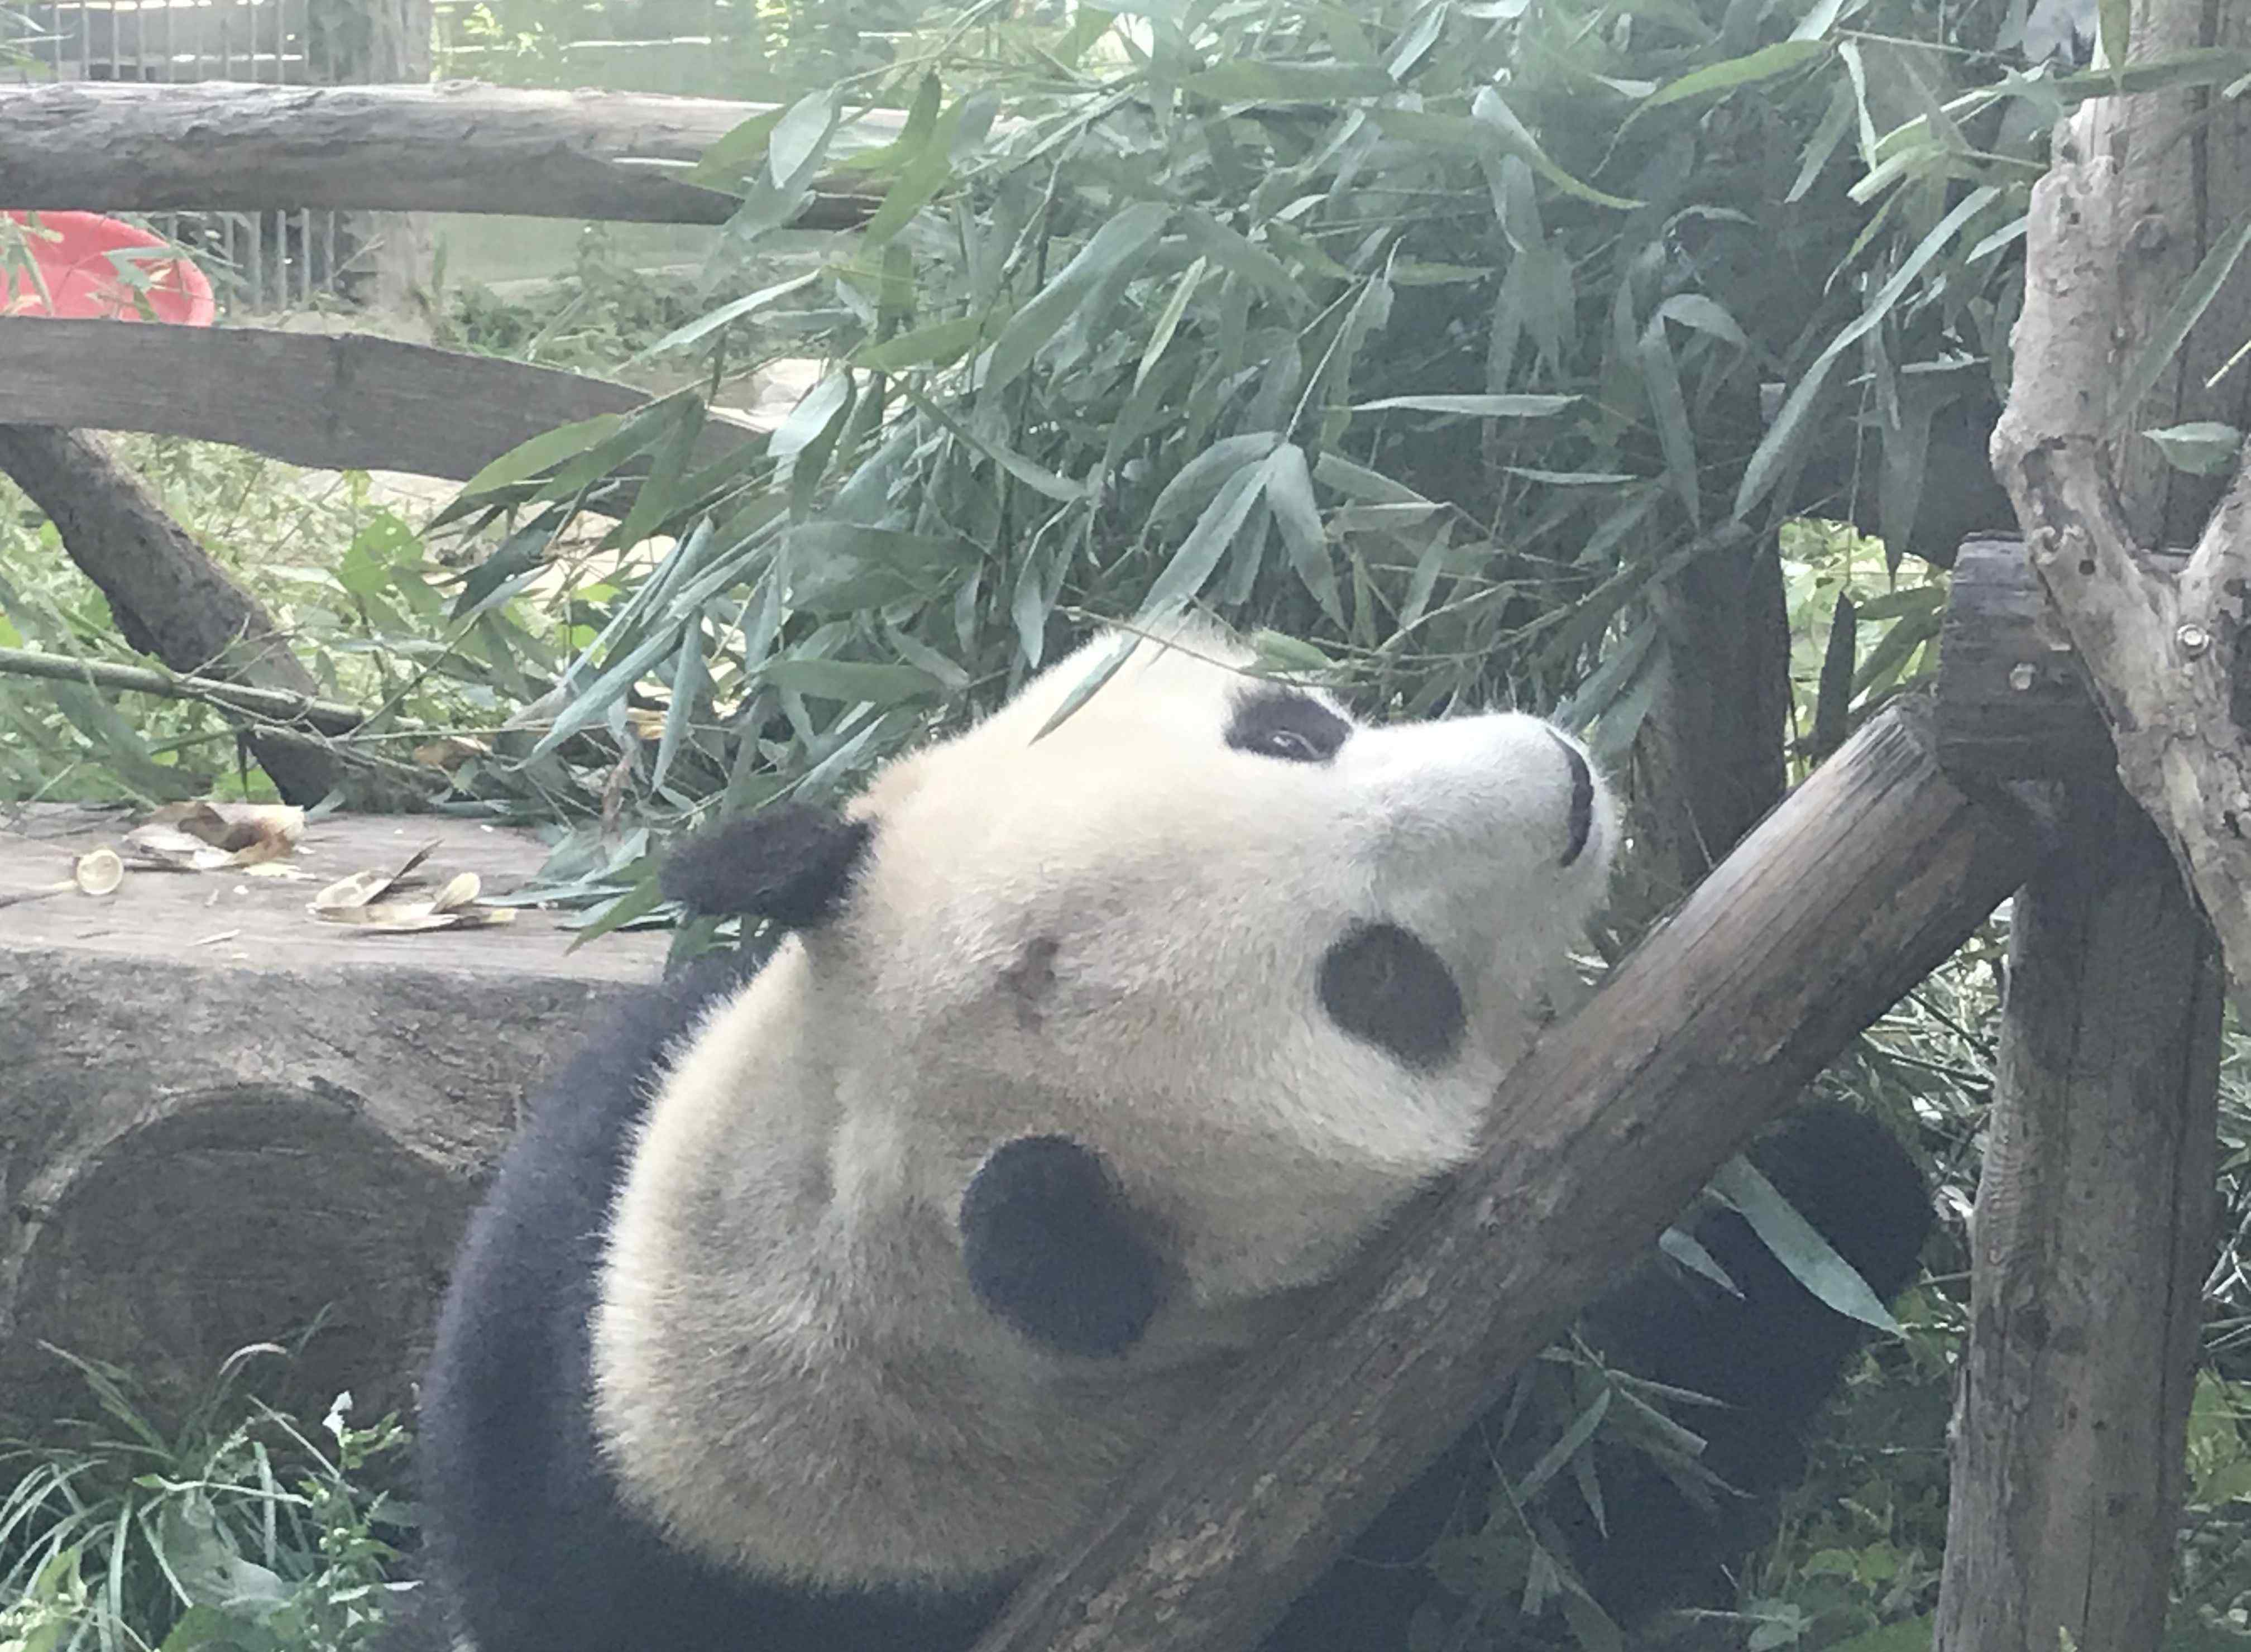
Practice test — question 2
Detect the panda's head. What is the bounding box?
[653,627,1613,1353]
[595,626,1613,1583]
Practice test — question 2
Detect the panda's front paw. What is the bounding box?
[959,1135,1168,1358]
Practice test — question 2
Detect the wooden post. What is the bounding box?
[1933,547,2226,1648]
[1932,782,2220,1649]
[1924,0,2249,1628]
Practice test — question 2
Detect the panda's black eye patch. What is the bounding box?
[1227,688,1350,764]
[1319,922,1465,1070]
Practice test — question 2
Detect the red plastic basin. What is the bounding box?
[2,210,215,325]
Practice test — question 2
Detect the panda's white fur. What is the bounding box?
[588,625,1615,1589]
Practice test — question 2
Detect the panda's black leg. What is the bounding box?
[960,1134,1170,1358]
[1573,1102,1934,1619]
[1265,1104,1932,1651]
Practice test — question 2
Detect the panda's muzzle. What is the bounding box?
[1551,731,1596,868]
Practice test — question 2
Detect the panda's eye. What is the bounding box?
[1227,689,1350,765]
[1255,727,1322,761]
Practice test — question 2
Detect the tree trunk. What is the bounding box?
[1932,0,2250,1637]
[1933,784,2220,1650]
[966,701,2033,1652]
[0,81,894,227]
[1627,528,1791,904]
[0,426,346,803]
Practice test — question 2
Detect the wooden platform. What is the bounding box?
[0,807,674,1425]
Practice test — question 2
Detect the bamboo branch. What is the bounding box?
[0,645,371,735]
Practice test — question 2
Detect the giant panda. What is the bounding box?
[408,624,1931,1652]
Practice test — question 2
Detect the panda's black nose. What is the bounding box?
[1551,732,1595,867]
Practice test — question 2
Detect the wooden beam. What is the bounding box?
[971,700,2034,1652]
[1933,537,2186,784]
[0,81,895,226]
[1934,781,2219,1651]
[0,318,756,481]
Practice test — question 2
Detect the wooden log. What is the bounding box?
[1935,537,2192,783]
[971,698,2035,1652]
[1933,782,2220,1651]
[1929,4,2246,1636]
[0,318,757,482]
[0,81,895,227]
[0,807,671,1425]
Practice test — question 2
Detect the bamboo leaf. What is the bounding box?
[631,271,822,361]
[863,90,965,247]
[446,414,624,509]
[1137,256,1209,392]
[982,201,1172,395]
[650,625,711,794]
[1471,88,1640,210]
[1736,185,1999,518]
[1637,315,1701,528]
[1709,1157,1900,1333]
[1184,60,1400,100]
[852,314,984,372]
[1150,432,1283,521]
[1652,294,1749,349]
[1262,443,1341,621]
[685,106,786,189]
[1138,459,1271,621]
[1639,39,1829,111]
[1353,392,1578,416]
[2144,421,2245,476]
[760,658,945,703]
[769,88,843,188]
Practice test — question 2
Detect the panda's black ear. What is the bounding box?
[660,803,874,928]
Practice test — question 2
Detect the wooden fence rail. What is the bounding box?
[0,80,902,226]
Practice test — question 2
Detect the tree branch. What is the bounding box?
[1993,109,2251,1009]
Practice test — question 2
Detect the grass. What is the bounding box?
[0,1344,415,1652]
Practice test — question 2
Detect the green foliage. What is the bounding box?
[405,0,2208,925]
[0,1347,413,1652]
[0,437,651,817]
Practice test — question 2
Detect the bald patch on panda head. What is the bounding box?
[1000,937,1061,1028]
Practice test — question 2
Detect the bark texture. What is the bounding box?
[0,80,894,226]
[1932,0,2248,1641]
[1628,528,1792,903]
[1934,784,2220,1651]
[968,701,2032,1652]
[0,318,757,480]
[1987,2,2251,1004]
[0,808,669,1425]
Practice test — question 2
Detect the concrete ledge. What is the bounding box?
[0,808,672,1423]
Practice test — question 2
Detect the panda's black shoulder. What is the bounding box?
[410,950,761,1652]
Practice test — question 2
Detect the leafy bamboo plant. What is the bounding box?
[421,0,2246,942]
